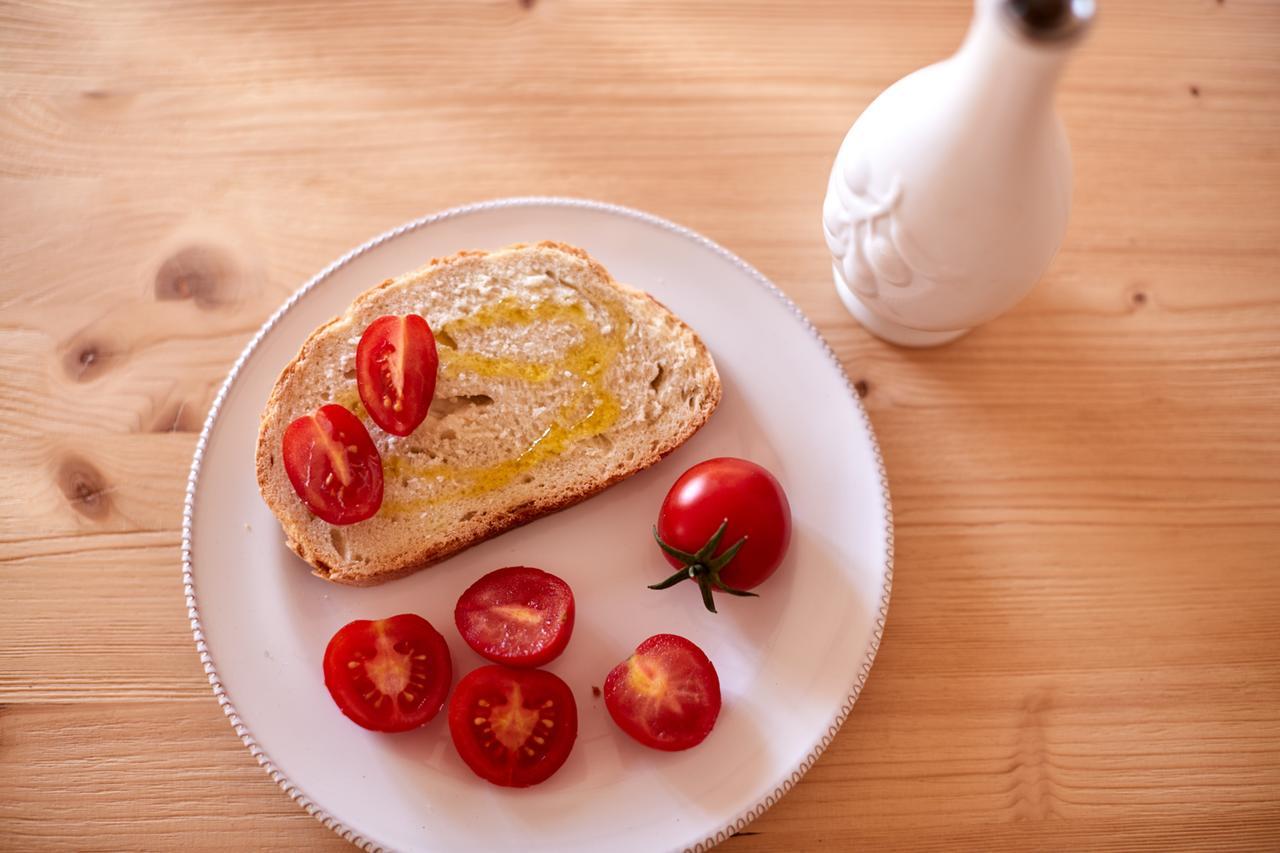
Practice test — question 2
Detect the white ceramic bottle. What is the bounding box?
[823,0,1095,347]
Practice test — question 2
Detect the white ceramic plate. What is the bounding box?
[183,198,892,852]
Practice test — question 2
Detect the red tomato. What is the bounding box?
[356,314,439,436]
[322,614,452,733]
[448,665,578,787]
[454,567,575,668]
[282,404,383,525]
[651,457,792,612]
[604,634,721,751]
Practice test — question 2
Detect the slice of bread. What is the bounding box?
[255,241,721,586]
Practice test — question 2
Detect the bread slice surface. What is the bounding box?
[255,241,721,585]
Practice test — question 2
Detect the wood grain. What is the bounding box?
[2,0,1278,849]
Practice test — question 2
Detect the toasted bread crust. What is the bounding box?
[256,241,720,586]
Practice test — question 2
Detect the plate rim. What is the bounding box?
[181,196,894,852]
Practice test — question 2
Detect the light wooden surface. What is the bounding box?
[2,0,1279,849]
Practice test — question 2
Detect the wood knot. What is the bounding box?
[854,379,870,398]
[57,455,113,521]
[1127,286,1150,311]
[155,245,241,309]
[61,338,117,383]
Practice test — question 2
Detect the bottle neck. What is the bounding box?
[952,0,1084,126]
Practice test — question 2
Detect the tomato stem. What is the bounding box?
[648,520,758,613]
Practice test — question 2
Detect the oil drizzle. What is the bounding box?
[376,295,630,513]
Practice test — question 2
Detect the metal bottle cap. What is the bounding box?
[1003,0,1096,43]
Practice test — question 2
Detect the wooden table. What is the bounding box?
[3,1,1278,849]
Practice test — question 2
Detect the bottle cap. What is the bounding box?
[1003,0,1095,43]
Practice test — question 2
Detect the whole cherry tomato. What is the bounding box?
[651,457,791,612]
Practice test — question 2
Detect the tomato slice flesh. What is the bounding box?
[322,614,452,733]
[604,634,721,751]
[356,314,438,436]
[448,665,578,787]
[282,404,383,525]
[454,567,575,667]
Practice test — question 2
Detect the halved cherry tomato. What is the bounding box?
[356,314,438,436]
[322,614,452,733]
[604,634,721,751]
[448,665,578,787]
[651,457,792,612]
[282,404,383,525]
[454,567,575,668]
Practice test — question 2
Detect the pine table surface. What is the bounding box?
[1,1,1278,849]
